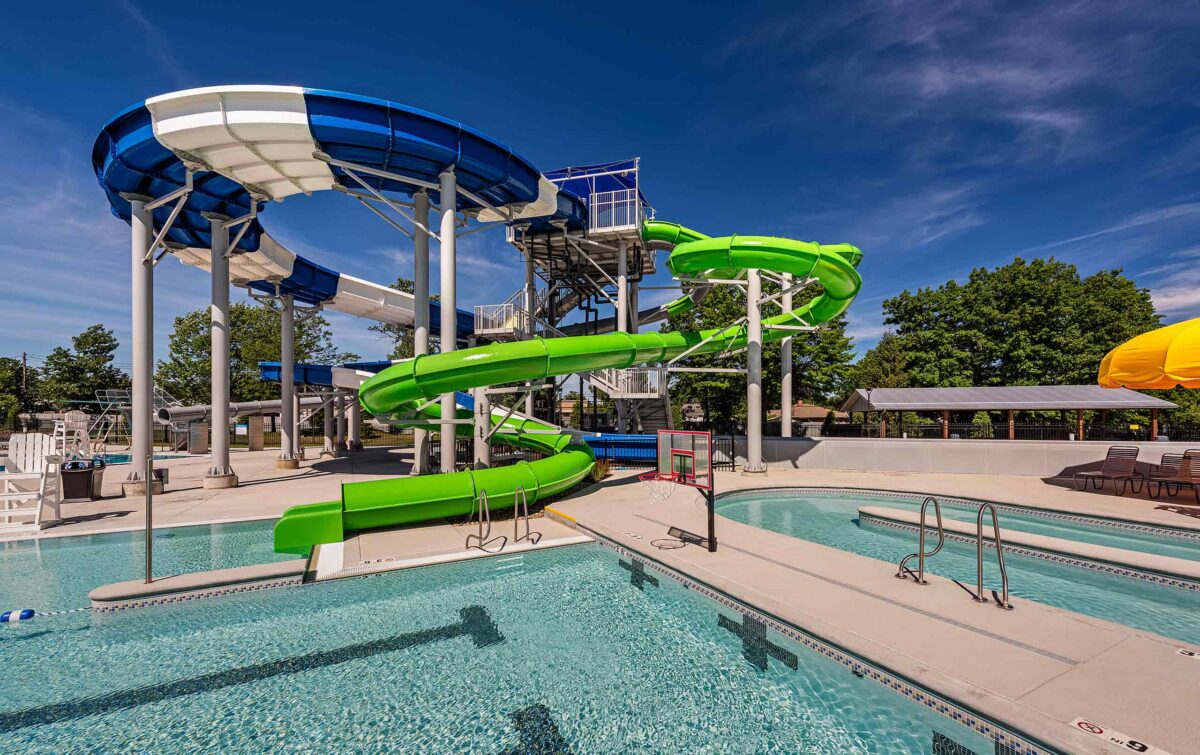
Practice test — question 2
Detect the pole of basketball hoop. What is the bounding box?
[704,487,716,552]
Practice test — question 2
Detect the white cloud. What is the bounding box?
[1018,203,1200,255]
[1152,269,1200,314]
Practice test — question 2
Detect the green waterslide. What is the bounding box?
[273,221,863,554]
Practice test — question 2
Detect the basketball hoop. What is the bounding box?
[639,471,680,502]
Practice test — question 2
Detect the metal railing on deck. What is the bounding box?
[589,189,641,231]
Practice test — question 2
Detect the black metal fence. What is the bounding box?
[584,435,736,470]
[819,421,1185,442]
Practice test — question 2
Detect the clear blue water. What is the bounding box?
[0,520,291,612]
[718,490,1200,644]
[97,453,185,465]
[0,544,1019,754]
[841,490,1200,562]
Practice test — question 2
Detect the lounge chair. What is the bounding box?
[1,433,63,534]
[1073,446,1143,495]
[1149,453,1185,499]
[1148,455,1200,503]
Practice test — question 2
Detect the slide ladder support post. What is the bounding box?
[123,196,157,494]
[780,272,793,438]
[616,238,629,433]
[744,268,767,474]
[523,248,536,418]
[411,190,432,475]
[204,213,237,488]
[473,387,491,469]
[277,295,298,469]
[439,169,458,474]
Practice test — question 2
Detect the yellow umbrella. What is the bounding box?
[1099,317,1200,389]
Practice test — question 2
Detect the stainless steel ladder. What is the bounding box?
[974,504,1013,610]
[466,490,507,553]
[896,497,945,584]
[512,486,541,545]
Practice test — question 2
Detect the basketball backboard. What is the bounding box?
[656,430,712,491]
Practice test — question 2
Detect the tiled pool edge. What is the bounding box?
[91,575,305,612]
[576,523,1056,755]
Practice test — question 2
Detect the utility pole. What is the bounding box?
[21,352,28,398]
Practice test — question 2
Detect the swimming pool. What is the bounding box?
[97,453,186,465]
[815,488,1200,562]
[0,544,1041,754]
[718,489,1200,644]
[0,520,291,612]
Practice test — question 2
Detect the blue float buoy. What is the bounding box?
[0,609,35,623]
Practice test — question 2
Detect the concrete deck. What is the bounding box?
[3,446,417,542]
[550,469,1200,755]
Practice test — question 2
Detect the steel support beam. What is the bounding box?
[439,170,458,473]
[616,238,629,433]
[781,273,793,438]
[473,387,491,469]
[524,248,536,418]
[321,390,336,458]
[744,269,766,473]
[204,215,237,488]
[348,395,362,450]
[123,197,159,495]
[411,190,432,475]
[277,295,298,468]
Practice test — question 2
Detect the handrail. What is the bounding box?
[975,503,1013,609]
[512,485,541,545]
[465,489,507,553]
[896,496,944,584]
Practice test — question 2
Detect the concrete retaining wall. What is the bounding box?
[731,437,1198,477]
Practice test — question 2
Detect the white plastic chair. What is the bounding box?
[1,433,63,533]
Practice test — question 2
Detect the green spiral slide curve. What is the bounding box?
[273,221,863,554]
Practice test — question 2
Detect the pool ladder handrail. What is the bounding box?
[896,497,944,585]
[512,485,542,545]
[466,489,508,553]
[974,503,1014,610]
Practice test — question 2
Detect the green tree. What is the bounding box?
[157,302,354,405]
[39,325,129,408]
[882,258,1158,387]
[0,356,41,419]
[851,333,910,393]
[367,276,441,359]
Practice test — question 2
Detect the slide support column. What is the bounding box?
[335,393,347,450]
[277,295,298,469]
[204,214,237,489]
[321,390,336,458]
[780,273,793,438]
[439,169,458,474]
[616,238,629,434]
[411,190,432,475]
[744,269,766,474]
[524,248,536,418]
[122,196,160,496]
[348,397,362,451]
[473,387,491,469]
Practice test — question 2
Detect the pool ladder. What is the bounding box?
[466,490,507,553]
[896,497,944,585]
[895,498,1013,610]
[512,486,541,546]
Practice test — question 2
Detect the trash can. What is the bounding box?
[61,460,95,501]
[90,458,106,498]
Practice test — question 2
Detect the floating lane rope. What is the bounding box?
[1,609,35,623]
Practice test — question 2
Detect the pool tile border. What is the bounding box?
[857,513,1200,592]
[91,575,304,612]
[580,525,1052,755]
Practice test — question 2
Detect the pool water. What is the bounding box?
[0,544,1023,754]
[97,453,186,465]
[0,520,291,611]
[718,490,1200,644]
[839,490,1200,562]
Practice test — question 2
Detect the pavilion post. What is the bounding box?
[1007,409,1015,440]
[411,190,432,475]
[1076,409,1085,441]
[744,268,766,473]
[880,411,887,438]
[942,410,950,439]
[438,169,458,474]
[780,272,793,438]
[277,295,298,469]
[1151,408,1159,440]
[204,214,237,489]
[122,196,158,497]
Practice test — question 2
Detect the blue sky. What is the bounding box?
[2,1,1200,371]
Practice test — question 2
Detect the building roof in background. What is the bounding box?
[840,385,1176,412]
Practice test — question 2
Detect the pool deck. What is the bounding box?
[548,469,1200,755]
